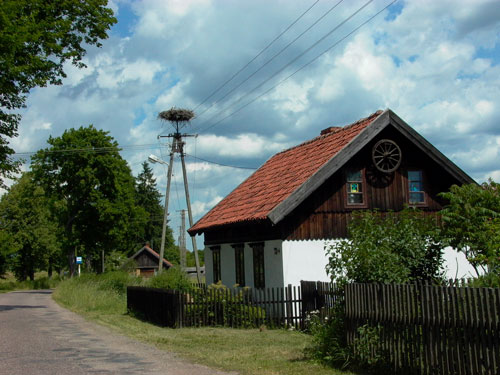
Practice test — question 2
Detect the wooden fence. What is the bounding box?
[345,283,500,375]
[127,281,337,329]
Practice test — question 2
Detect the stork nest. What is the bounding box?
[158,108,195,123]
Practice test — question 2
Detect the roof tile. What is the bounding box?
[190,111,383,233]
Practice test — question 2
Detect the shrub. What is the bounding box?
[187,283,266,328]
[148,266,192,293]
[305,309,350,369]
[98,271,141,295]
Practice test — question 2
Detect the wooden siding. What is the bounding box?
[135,251,159,268]
[203,126,463,244]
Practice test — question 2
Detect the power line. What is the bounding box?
[194,0,373,133]
[198,0,396,135]
[193,0,344,124]
[12,143,163,157]
[185,153,258,170]
[193,0,320,112]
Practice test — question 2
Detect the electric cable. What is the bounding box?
[198,0,397,135]
[193,0,320,112]
[193,0,344,123]
[185,153,258,170]
[192,0,373,133]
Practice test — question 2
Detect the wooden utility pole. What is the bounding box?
[157,150,174,273]
[156,108,202,282]
[178,209,187,268]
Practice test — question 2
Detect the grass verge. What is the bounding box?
[0,272,62,293]
[53,273,350,375]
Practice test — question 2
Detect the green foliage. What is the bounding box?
[31,126,148,273]
[440,180,500,276]
[148,266,193,293]
[186,282,266,328]
[469,272,500,288]
[352,324,390,373]
[326,209,445,284]
[0,274,62,292]
[96,271,142,295]
[0,173,60,280]
[305,309,350,369]
[0,0,116,187]
[53,272,130,315]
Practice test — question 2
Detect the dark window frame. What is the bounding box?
[232,243,245,286]
[406,169,427,206]
[211,246,221,283]
[250,242,265,289]
[344,168,368,208]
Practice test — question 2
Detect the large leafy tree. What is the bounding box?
[31,126,147,274]
[0,0,116,187]
[326,209,445,284]
[0,173,60,280]
[440,180,500,277]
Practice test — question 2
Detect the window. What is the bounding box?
[408,170,425,204]
[211,246,221,283]
[346,169,365,206]
[250,242,265,288]
[233,244,245,286]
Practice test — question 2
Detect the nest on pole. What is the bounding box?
[158,107,195,131]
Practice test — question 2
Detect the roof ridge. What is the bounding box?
[274,110,383,156]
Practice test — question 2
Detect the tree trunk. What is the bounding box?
[68,248,76,277]
[48,258,53,278]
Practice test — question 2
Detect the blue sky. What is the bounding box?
[7,0,500,250]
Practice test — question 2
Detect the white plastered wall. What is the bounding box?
[204,240,285,288]
[282,240,334,287]
[442,246,480,279]
[205,239,476,288]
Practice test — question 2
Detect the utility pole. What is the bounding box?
[156,108,202,283]
[178,209,187,268]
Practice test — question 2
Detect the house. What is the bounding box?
[130,245,173,277]
[188,109,476,288]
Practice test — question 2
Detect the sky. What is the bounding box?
[7,0,500,252]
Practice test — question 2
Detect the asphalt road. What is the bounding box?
[0,290,237,375]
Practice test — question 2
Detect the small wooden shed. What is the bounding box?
[130,245,173,277]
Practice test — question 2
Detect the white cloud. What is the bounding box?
[193,133,290,158]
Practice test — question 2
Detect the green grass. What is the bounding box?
[0,271,62,293]
[53,272,350,375]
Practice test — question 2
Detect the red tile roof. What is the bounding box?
[189,110,383,234]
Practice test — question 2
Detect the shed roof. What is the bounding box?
[189,108,474,235]
[130,245,173,268]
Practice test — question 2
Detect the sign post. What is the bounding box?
[76,256,83,277]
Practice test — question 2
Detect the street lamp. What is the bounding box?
[148,154,166,165]
[148,153,173,273]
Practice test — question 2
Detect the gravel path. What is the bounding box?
[0,290,237,375]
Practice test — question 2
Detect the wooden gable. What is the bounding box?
[130,246,172,269]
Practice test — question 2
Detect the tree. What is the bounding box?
[31,125,147,274]
[135,162,174,249]
[440,180,500,277]
[326,209,445,285]
[0,173,60,280]
[134,161,178,263]
[0,0,116,187]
